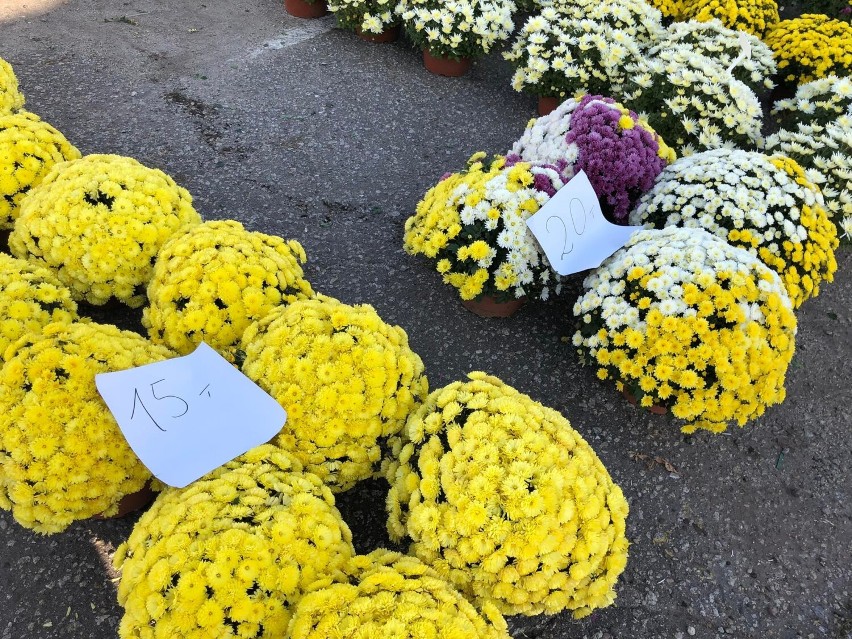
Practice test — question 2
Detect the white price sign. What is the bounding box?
[96,342,286,488]
[526,170,643,276]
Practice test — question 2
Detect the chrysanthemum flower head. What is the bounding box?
[0,57,24,115]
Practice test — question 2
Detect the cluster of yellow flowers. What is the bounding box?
[241,297,428,492]
[289,550,510,639]
[0,254,78,359]
[771,75,852,130]
[630,150,839,308]
[114,445,354,639]
[9,154,201,307]
[144,220,313,361]
[625,47,763,156]
[0,57,24,115]
[654,19,777,93]
[386,372,629,619]
[679,0,779,38]
[0,111,80,229]
[765,15,852,84]
[0,322,173,533]
[644,0,682,19]
[767,123,852,235]
[573,227,798,433]
[404,153,564,301]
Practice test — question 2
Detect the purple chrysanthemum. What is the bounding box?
[565,94,670,223]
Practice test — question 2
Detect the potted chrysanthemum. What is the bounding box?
[114,445,355,639]
[9,154,201,307]
[623,46,763,156]
[403,153,566,315]
[0,254,78,359]
[507,94,676,223]
[765,15,852,86]
[767,123,851,240]
[385,372,630,618]
[573,227,798,433]
[505,9,648,115]
[399,0,515,76]
[289,550,511,638]
[329,0,401,41]
[0,110,81,230]
[0,321,174,533]
[240,296,428,492]
[679,0,779,38]
[0,57,24,115]
[144,220,314,362]
[653,19,777,95]
[629,149,839,308]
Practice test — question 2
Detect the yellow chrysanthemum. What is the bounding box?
[385,372,629,619]
[114,445,354,639]
[241,297,428,491]
[0,57,24,115]
[0,110,80,229]
[765,15,852,84]
[9,154,201,307]
[680,0,779,37]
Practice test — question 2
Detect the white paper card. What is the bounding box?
[96,342,286,488]
[526,170,643,276]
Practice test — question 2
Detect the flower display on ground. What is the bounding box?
[328,0,399,34]
[538,94,674,223]
[288,550,511,639]
[404,153,566,301]
[0,322,174,534]
[624,46,763,156]
[0,254,78,360]
[653,19,776,94]
[144,220,313,362]
[765,15,852,84]
[385,372,630,618]
[113,445,354,639]
[538,0,664,45]
[0,110,81,229]
[766,123,852,234]
[573,227,797,433]
[399,0,515,60]
[770,75,852,130]
[0,57,24,115]
[629,149,838,308]
[9,154,201,307]
[504,9,646,102]
[679,0,779,37]
[240,297,428,492]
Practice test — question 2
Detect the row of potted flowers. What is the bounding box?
[282,0,852,90]
[0,57,630,637]
[403,86,848,433]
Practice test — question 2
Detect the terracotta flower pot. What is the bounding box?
[422,49,472,77]
[91,482,156,520]
[620,386,667,415]
[538,96,560,116]
[461,295,526,318]
[356,24,400,43]
[284,0,328,19]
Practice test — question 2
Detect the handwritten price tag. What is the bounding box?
[526,170,643,276]
[96,342,286,488]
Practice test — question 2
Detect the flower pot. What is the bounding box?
[284,0,328,19]
[620,386,667,415]
[538,96,560,116]
[422,49,472,77]
[461,295,526,318]
[91,482,156,520]
[356,24,400,43]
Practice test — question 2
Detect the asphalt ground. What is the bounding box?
[0,1,850,638]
